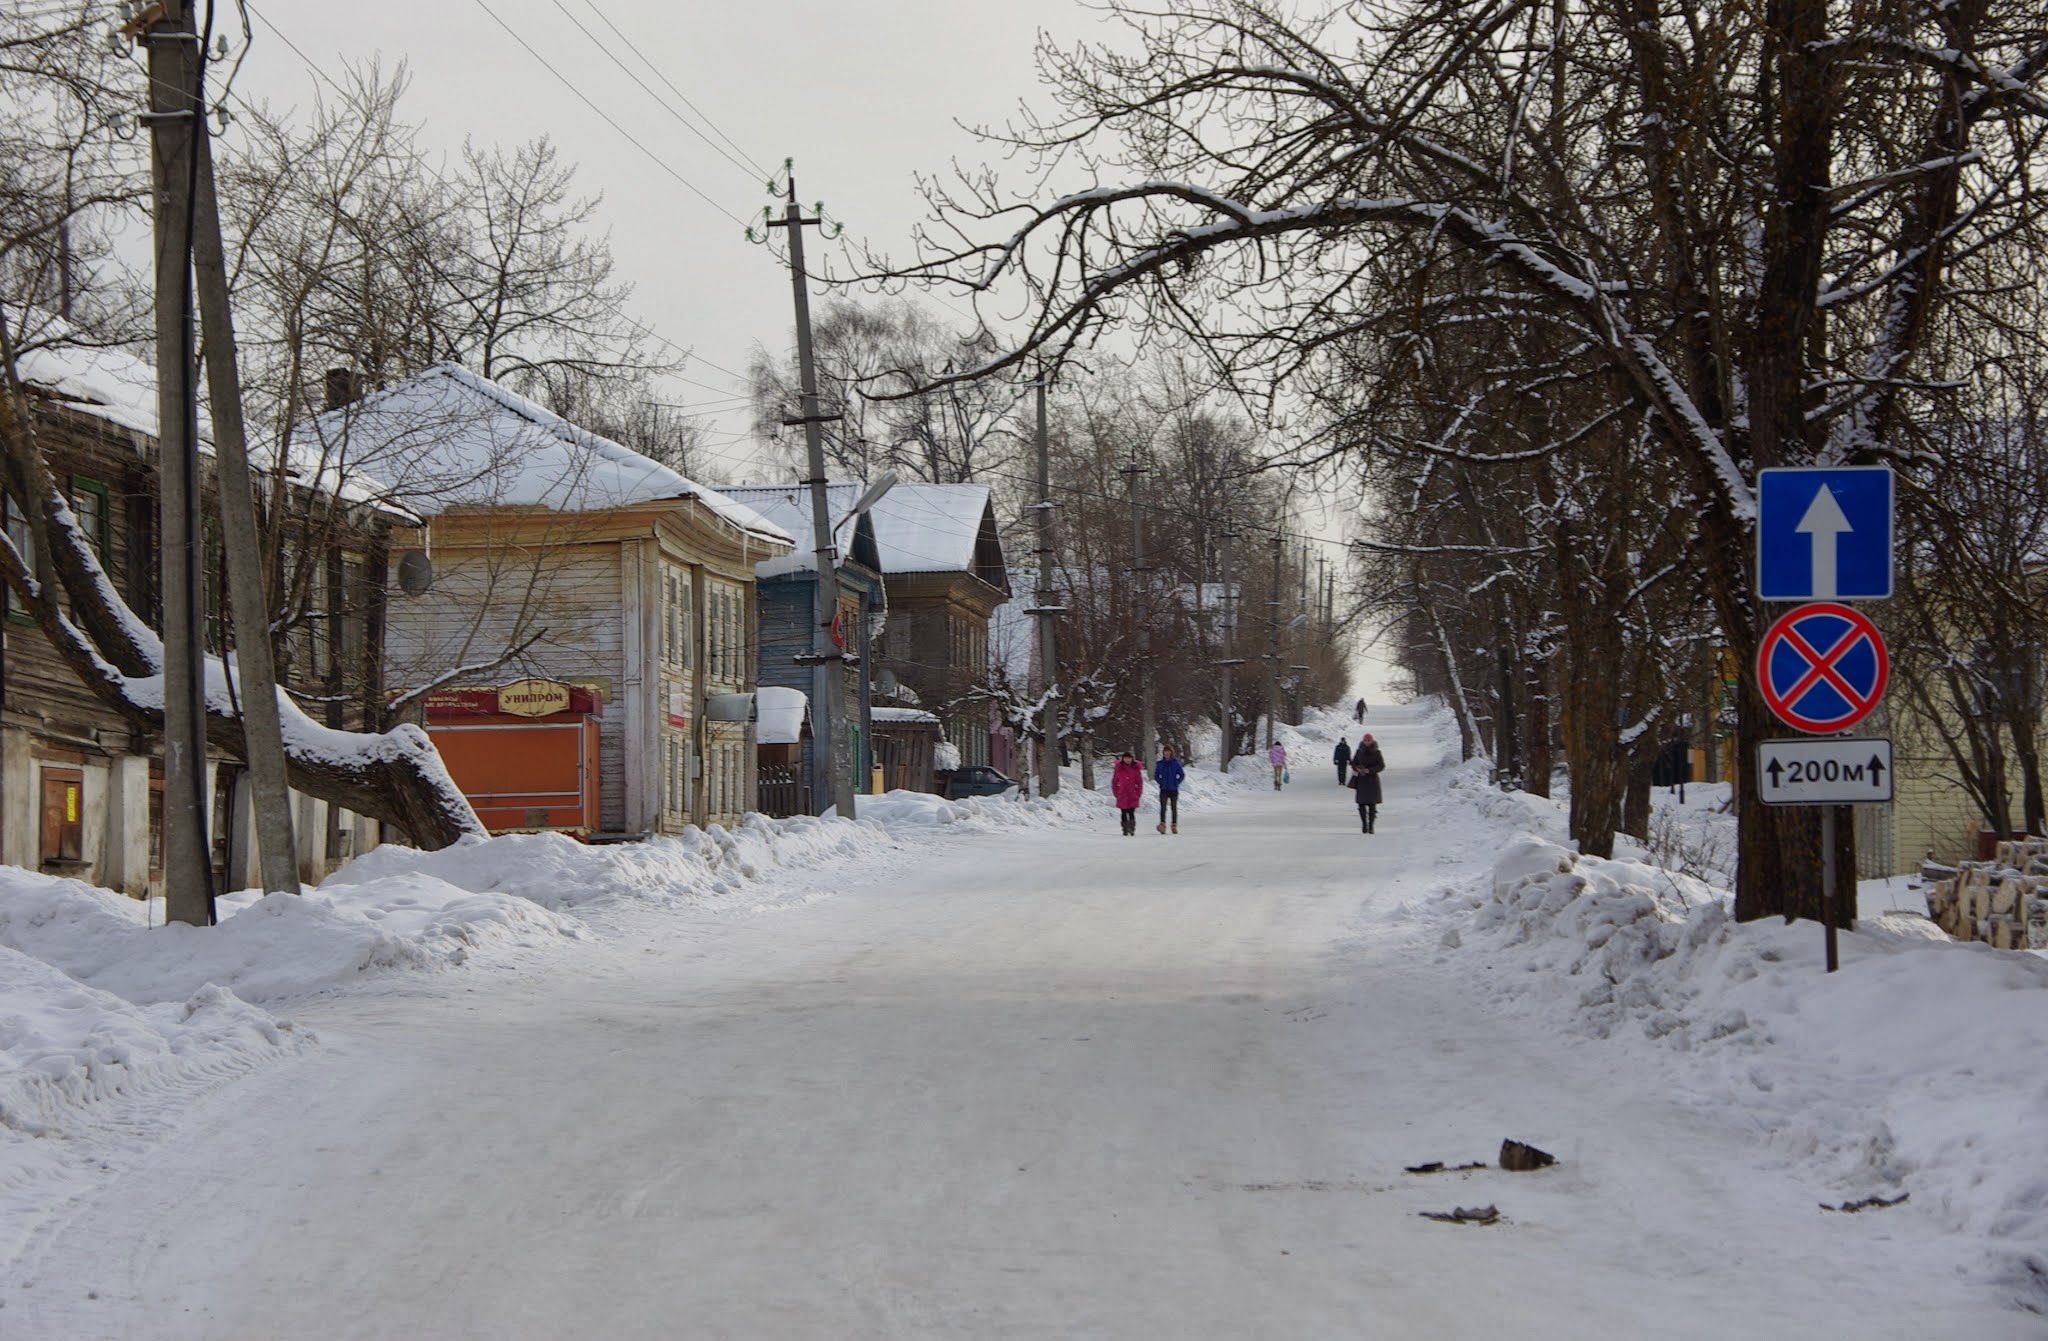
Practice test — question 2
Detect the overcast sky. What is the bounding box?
[232,0,1114,482]
[232,0,1384,688]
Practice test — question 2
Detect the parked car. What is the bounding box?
[945,765,1016,800]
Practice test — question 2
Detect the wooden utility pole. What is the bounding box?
[141,0,213,925]
[1265,534,1284,749]
[766,171,854,820]
[192,104,299,896]
[1216,525,1240,771]
[1123,454,1155,763]
[1028,374,1060,796]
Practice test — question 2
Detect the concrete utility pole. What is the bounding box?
[1028,373,1059,797]
[1123,454,1155,763]
[766,171,854,821]
[1265,534,1284,749]
[142,0,213,925]
[192,98,298,897]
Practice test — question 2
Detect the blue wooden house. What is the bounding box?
[715,484,885,813]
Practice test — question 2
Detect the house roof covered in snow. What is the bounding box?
[711,483,884,580]
[15,336,189,443]
[713,480,1007,594]
[14,328,404,516]
[303,364,791,544]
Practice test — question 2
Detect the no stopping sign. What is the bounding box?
[1756,602,1888,733]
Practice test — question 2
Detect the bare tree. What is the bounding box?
[750,296,1024,483]
[855,0,2048,921]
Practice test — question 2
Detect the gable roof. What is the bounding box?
[713,483,883,579]
[713,480,1008,594]
[867,483,1004,583]
[304,363,791,544]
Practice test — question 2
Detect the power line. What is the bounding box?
[575,0,771,181]
[467,0,748,228]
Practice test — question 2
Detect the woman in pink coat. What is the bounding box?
[1110,750,1146,836]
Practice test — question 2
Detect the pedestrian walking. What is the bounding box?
[1333,736,1353,786]
[1349,733,1386,833]
[1111,750,1145,835]
[1268,740,1288,790]
[1154,744,1186,833]
[1354,697,1367,723]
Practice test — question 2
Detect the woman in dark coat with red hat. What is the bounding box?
[1349,734,1386,833]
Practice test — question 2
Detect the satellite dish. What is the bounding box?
[396,550,434,595]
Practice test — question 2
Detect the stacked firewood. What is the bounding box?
[1925,839,2048,949]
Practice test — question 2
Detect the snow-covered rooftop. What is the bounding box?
[14,337,189,443]
[870,706,940,725]
[15,330,403,514]
[868,482,997,575]
[304,365,791,544]
[712,483,883,580]
[713,480,1003,584]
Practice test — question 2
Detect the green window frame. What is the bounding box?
[68,475,111,562]
[2,495,32,623]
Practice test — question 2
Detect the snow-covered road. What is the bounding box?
[10,706,2032,1338]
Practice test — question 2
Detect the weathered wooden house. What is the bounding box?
[713,483,884,812]
[865,483,1011,771]
[2,339,396,895]
[317,364,793,835]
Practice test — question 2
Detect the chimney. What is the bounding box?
[323,367,364,411]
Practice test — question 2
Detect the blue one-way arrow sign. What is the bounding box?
[1757,467,1893,601]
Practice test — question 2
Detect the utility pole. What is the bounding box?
[765,170,854,821]
[141,0,213,926]
[1123,453,1155,763]
[1265,534,1284,749]
[1216,524,1241,772]
[1027,372,1060,796]
[192,87,298,897]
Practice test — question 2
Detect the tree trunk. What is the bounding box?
[1731,672,1843,924]
[1521,657,1553,799]
[1563,665,1625,860]
[1622,744,1654,842]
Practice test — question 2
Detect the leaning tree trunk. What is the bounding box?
[0,377,483,850]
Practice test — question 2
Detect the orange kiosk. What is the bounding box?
[423,678,602,835]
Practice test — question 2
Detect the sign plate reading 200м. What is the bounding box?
[1756,602,1889,733]
[1757,739,1894,806]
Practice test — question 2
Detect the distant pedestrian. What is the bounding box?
[1333,736,1353,785]
[1349,733,1386,833]
[1111,750,1145,836]
[1154,744,1186,833]
[1268,740,1288,790]
[1354,697,1367,723]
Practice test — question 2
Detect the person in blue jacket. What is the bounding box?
[1154,743,1186,834]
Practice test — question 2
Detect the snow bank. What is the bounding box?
[1459,832,2048,1305]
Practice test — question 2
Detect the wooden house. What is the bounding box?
[2,339,396,895]
[713,484,884,812]
[321,364,794,835]
[864,483,1011,771]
